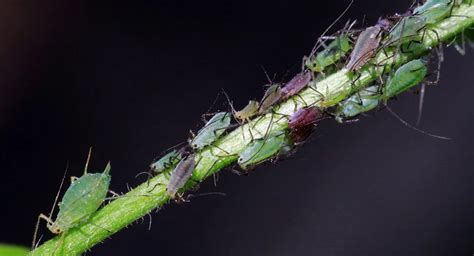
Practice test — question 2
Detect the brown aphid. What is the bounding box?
[234,100,259,123]
[281,71,312,99]
[166,154,196,198]
[258,84,282,114]
[288,107,322,144]
[346,25,382,71]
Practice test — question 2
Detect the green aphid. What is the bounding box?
[335,86,380,123]
[238,132,292,170]
[190,112,231,150]
[414,0,454,24]
[33,152,111,250]
[306,34,352,73]
[150,149,183,174]
[258,84,283,115]
[234,100,259,123]
[385,16,427,46]
[382,59,427,100]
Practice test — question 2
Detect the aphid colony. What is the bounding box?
[33,0,470,250]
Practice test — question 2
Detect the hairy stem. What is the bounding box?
[30,4,474,255]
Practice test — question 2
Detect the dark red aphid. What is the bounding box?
[281,71,312,99]
[288,107,322,144]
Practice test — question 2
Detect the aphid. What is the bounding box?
[346,25,383,71]
[306,34,353,73]
[258,83,283,114]
[281,71,313,99]
[238,132,292,170]
[334,85,380,122]
[384,15,427,46]
[33,151,111,250]
[150,148,184,174]
[414,0,456,24]
[382,59,427,100]
[234,100,260,123]
[288,107,322,144]
[189,112,231,150]
[166,154,196,198]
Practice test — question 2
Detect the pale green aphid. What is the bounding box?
[335,85,380,123]
[414,0,454,24]
[190,112,231,150]
[150,149,183,174]
[234,100,259,123]
[238,132,292,170]
[385,16,427,46]
[33,151,111,250]
[382,59,427,100]
[306,34,352,73]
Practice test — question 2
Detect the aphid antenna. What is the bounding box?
[385,105,451,140]
[309,0,354,57]
[205,91,226,118]
[221,89,238,117]
[32,162,69,249]
[151,141,189,164]
[260,65,277,85]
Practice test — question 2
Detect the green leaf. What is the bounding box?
[0,244,29,256]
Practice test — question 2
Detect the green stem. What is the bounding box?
[30,5,474,255]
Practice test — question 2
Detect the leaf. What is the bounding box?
[0,244,29,256]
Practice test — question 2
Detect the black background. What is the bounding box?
[1,0,473,255]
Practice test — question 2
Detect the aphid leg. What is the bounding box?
[32,164,69,249]
[416,83,426,126]
[52,232,67,256]
[83,147,92,174]
[146,182,167,194]
[454,30,466,55]
[350,72,362,93]
[306,85,326,101]
[385,105,450,140]
[70,176,79,183]
[434,44,444,84]
[32,214,54,249]
[185,192,226,202]
[86,221,113,233]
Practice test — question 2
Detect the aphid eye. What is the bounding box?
[238,158,243,162]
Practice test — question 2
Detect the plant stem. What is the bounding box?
[30,4,474,256]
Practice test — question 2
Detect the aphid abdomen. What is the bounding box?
[54,172,111,230]
[288,107,322,144]
[383,59,427,99]
[346,25,382,71]
[238,132,291,170]
[190,112,231,149]
[166,155,196,198]
[150,150,183,173]
[258,84,283,114]
[385,16,427,46]
[281,72,312,99]
[307,35,352,72]
[335,85,380,122]
[414,0,452,24]
[235,100,259,121]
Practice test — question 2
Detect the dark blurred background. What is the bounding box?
[1,0,473,255]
